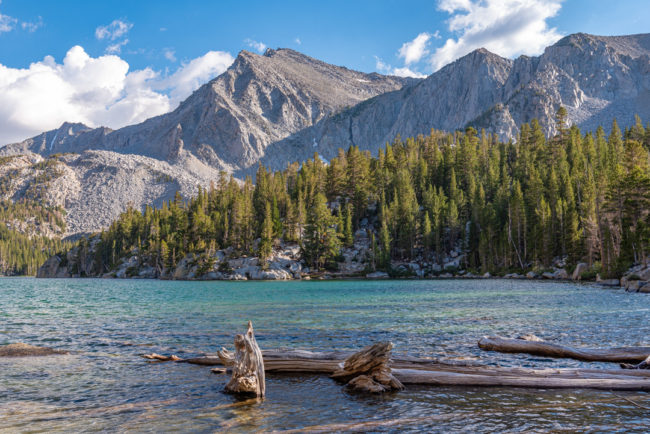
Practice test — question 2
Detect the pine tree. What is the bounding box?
[258,202,274,264]
[303,193,340,270]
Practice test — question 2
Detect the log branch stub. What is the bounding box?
[621,356,650,370]
[224,321,266,397]
[217,347,235,366]
[331,342,404,393]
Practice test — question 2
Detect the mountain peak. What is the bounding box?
[552,32,650,58]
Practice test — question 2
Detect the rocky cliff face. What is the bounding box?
[1,49,411,172]
[257,33,650,171]
[0,150,224,235]
[2,33,649,235]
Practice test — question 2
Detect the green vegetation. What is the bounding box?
[46,111,650,277]
[0,153,72,275]
[0,200,67,233]
[0,225,70,275]
[0,200,69,275]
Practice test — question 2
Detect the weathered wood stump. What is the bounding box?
[621,355,650,370]
[331,342,404,393]
[223,321,265,397]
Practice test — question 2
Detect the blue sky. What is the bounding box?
[0,0,648,144]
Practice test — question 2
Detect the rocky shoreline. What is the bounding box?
[36,230,650,294]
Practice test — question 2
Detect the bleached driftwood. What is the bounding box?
[144,341,650,390]
[621,355,650,370]
[478,336,650,363]
[223,321,265,397]
[331,342,403,393]
[149,348,650,390]
[392,365,650,390]
[142,353,181,361]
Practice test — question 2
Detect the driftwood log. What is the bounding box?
[144,347,650,390]
[142,353,181,362]
[331,342,404,393]
[478,336,650,363]
[223,321,265,397]
[621,355,650,370]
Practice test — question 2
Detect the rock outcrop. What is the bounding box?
[620,264,650,292]
[0,343,68,357]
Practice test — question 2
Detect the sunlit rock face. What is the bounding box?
[2,33,649,235]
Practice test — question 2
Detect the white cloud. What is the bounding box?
[398,32,432,65]
[106,39,129,54]
[163,48,176,62]
[295,37,301,45]
[375,56,426,78]
[392,67,427,78]
[431,0,563,70]
[95,19,132,40]
[245,38,267,53]
[0,0,16,33]
[0,46,235,145]
[155,51,235,106]
[0,2,43,34]
[21,16,43,32]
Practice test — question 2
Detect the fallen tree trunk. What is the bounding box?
[478,336,650,363]
[393,367,650,390]
[144,348,650,390]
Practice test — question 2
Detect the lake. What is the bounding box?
[1,278,649,432]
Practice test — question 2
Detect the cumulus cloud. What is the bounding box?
[398,32,432,65]
[0,46,234,145]
[154,50,235,106]
[95,19,133,40]
[392,67,427,78]
[431,0,563,70]
[375,56,426,78]
[245,38,267,53]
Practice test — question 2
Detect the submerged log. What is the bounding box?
[331,342,404,393]
[0,343,68,357]
[224,321,265,397]
[478,336,650,363]
[621,355,650,370]
[142,353,181,362]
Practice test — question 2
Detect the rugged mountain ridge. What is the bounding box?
[256,33,650,171]
[1,33,649,235]
[1,49,411,171]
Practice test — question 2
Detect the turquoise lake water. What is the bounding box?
[1,278,649,432]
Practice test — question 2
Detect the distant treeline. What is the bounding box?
[0,199,70,275]
[53,110,650,277]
